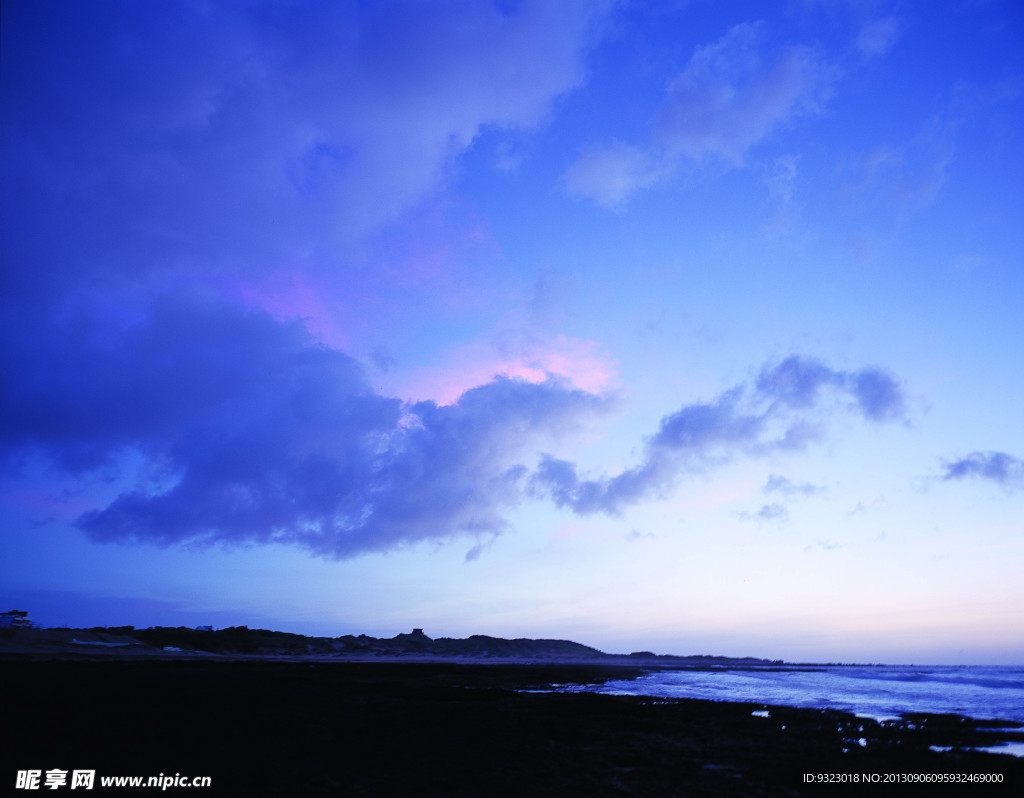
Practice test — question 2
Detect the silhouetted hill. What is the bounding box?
[2,625,780,665]
[430,634,603,659]
[2,625,607,659]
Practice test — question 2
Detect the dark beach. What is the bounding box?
[4,657,1023,797]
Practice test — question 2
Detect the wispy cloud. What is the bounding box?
[738,503,789,524]
[761,154,802,233]
[564,21,836,205]
[530,356,905,515]
[791,0,903,61]
[855,15,903,59]
[764,474,825,497]
[625,528,656,543]
[805,539,842,552]
[654,22,834,163]
[738,473,824,524]
[844,118,957,222]
[941,451,1024,489]
[562,141,667,208]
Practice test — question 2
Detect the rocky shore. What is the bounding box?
[5,658,1022,796]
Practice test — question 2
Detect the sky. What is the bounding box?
[2,0,1022,665]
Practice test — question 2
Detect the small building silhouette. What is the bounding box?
[394,628,432,643]
[0,610,32,629]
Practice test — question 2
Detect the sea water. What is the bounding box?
[564,665,1024,725]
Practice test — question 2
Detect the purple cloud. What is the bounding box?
[3,297,904,557]
[2,0,609,298]
[1,1,619,560]
[756,356,905,421]
[531,356,905,515]
[941,452,1024,488]
[3,290,607,559]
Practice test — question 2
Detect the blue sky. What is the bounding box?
[2,0,1022,664]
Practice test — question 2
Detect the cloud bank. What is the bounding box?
[3,299,905,561]
[2,290,608,559]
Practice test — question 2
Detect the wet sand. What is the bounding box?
[4,658,1022,796]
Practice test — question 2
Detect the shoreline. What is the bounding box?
[5,658,1023,796]
[4,626,1012,669]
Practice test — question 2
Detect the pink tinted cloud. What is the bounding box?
[226,270,353,350]
[390,334,618,405]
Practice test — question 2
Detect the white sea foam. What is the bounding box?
[567,665,1024,725]
[976,741,1024,758]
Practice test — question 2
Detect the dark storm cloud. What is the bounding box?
[530,356,905,515]
[941,451,1024,488]
[2,291,606,558]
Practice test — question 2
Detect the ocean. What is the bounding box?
[562,664,1024,728]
